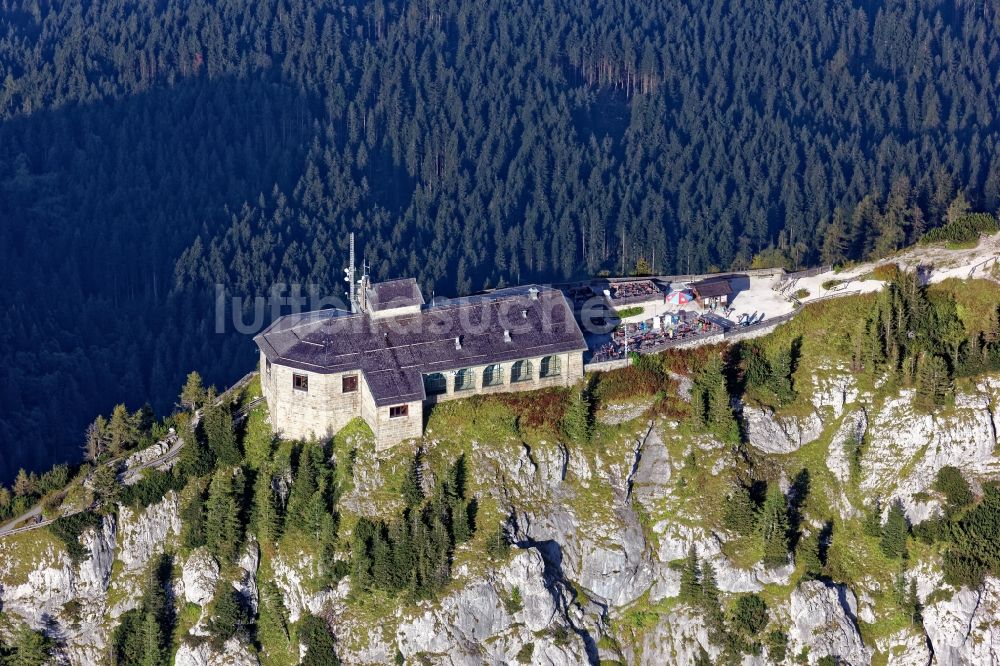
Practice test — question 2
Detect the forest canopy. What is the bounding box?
[1,0,999,479]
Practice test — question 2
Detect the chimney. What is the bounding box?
[454,336,462,350]
[503,329,512,343]
[528,287,539,301]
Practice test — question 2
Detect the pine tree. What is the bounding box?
[798,531,823,580]
[401,452,424,507]
[915,353,951,410]
[84,415,109,461]
[759,485,790,568]
[204,468,243,563]
[723,484,758,535]
[107,404,138,455]
[202,403,240,465]
[139,611,162,666]
[561,383,593,444]
[880,501,909,559]
[679,545,701,601]
[180,371,207,411]
[252,466,281,543]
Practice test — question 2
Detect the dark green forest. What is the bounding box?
[1,0,999,480]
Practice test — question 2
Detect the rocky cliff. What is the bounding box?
[2,353,1000,663]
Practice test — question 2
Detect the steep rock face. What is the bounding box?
[235,538,260,613]
[743,405,824,454]
[810,365,861,419]
[504,430,654,608]
[625,606,719,666]
[393,548,589,666]
[0,516,118,665]
[875,629,932,666]
[175,637,260,666]
[651,522,793,596]
[787,581,871,665]
[181,548,220,606]
[271,552,342,623]
[116,491,182,573]
[861,387,999,522]
[923,577,1000,665]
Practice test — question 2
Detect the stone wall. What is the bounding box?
[260,351,363,441]
[261,349,586,448]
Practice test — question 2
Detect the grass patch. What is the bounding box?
[615,305,645,318]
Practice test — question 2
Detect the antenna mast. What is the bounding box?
[345,232,358,313]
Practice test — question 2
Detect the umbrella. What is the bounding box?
[666,290,693,306]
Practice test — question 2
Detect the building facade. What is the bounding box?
[254,280,587,450]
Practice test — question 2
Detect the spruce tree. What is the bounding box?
[679,545,701,601]
[205,468,243,563]
[252,466,281,543]
[180,371,207,411]
[723,484,758,535]
[759,485,791,568]
[202,403,240,465]
[880,501,909,559]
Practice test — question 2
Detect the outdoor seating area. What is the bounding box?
[590,310,728,362]
[607,279,663,301]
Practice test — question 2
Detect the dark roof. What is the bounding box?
[254,285,587,406]
[367,278,424,312]
[690,278,733,298]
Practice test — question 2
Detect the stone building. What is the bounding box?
[254,279,587,449]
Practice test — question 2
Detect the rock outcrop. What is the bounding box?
[788,581,871,665]
[743,405,824,453]
[394,548,590,666]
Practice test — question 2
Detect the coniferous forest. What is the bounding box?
[1,0,999,480]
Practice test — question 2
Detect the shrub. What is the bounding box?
[731,594,768,636]
[50,512,103,563]
[766,630,788,662]
[592,365,663,402]
[921,212,999,245]
[935,466,974,516]
[515,643,535,665]
[615,305,645,318]
[870,262,903,282]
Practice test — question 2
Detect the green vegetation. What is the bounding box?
[350,455,475,599]
[921,212,999,246]
[3,0,1000,486]
[49,512,103,564]
[615,306,645,319]
[110,554,176,665]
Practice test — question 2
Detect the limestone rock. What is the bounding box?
[394,548,588,665]
[234,538,260,614]
[787,581,871,665]
[860,388,999,522]
[743,405,824,454]
[923,577,1000,665]
[175,637,259,666]
[116,491,182,573]
[875,629,931,666]
[182,548,220,606]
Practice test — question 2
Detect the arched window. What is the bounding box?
[540,355,562,378]
[483,363,504,387]
[423,372,447,395]
[454,368,475,391]
[511,359,533,382]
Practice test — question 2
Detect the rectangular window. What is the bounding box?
[389,405,409,419]
[342,375,358,393]
[265,358,272,376]
[293,373,309,391]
